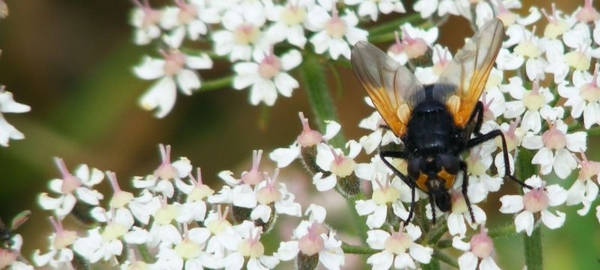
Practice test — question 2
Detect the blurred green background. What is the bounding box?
[0,0,597,269]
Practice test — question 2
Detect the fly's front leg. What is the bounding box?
[466,130,533,189]
[459,161,475,223]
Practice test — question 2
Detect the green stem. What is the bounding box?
[488,223,519,239]
[341,242,378,255]
[137,244,152,263]
[368,32,396,44]
[368,13,422,36]
[199,75,234,92]
[586,126,600,136]
[424,220,449,244]
[435,239,452,249]
[524,227,543,270]
[515,148,543,270]
[431,250,457,269]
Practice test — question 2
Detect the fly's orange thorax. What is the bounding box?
[415,168,456,191]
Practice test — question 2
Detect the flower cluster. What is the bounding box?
[30,144,308,269]
[130,0,408,117]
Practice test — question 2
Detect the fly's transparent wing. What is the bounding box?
[351,41,425,137]
[433,19,505,128]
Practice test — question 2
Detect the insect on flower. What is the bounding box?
[0,210,30,250]
[351,19,531,224]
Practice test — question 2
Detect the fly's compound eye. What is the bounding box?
[438,154,459,175]
[407,158,423,178]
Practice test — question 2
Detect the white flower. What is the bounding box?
[453,226,501,270]
[212,3,267,62]
[130,0,162,45]
[387,24,438,65]
[38,158,104,219]
[503,79,560,134]
[413,0,459,18]
[133,144,192,198]
[499,176,567,236]
[344,0,405,21]
[33,217,78,269]
[233,48,301,106]
[465,145,503,204]
[312,140,361,192]
[153,226,223,270]
[276,204,345,270]
[269,113,340,168]
[540,4,576,40]
[202,207,241,258]
[160,0,220,44]
[308,7,368,60]
[501,24,547,81]
[366,223,432,270]
[265,2,310,48]
[0,86,30,146]
[252,170,302,223]
[445,190,487,237]
[174,168,213,223]
[133,48,212,118]
[223,222,280,270]
[355,175,411,228]
[521,120,586,179]
[148,202,183,247]
[566,152,600,216]
[558,64,600,129]
[73,227,123,263]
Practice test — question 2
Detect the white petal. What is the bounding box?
[323,120,341,140]
[176,69,201,95]
[514,211,534,236]
[365,205,387,229]
[281,50,302,71]
[499,195,524,213]
[394,253,416,269]
[139,77,177,118]
[546,184,568,206]
[274,73,299,97]
[313,173,337,191]
[447,213,467,236]
[480,256,502,270]
[452,236,471,251]
[0,91,31,113]
[276,241,299,261]
[409,244,432,264]
[366,230,389,250]
[133,57,165,80]
[540,209,565,229]
[185,53,213,69]
[367,251,393,270]
[355,199,377,216]
[269,145,300,168]
[457,252,478,270]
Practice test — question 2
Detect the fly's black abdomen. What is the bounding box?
[404,99,459,155]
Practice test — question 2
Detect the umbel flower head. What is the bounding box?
[4,0,600,269]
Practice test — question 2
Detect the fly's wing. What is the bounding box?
[432,19,504,128]
[351,41,424,137]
